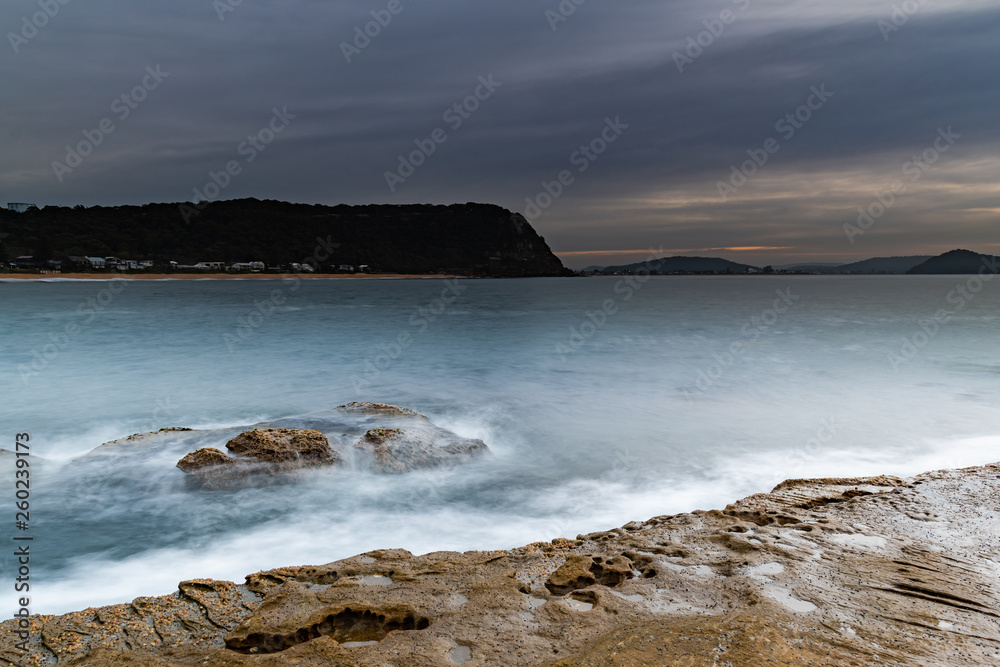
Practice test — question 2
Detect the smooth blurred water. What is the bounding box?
[1,275,998,614]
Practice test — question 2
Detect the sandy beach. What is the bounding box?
[0,273,459,280]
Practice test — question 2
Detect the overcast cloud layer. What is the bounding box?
[1,0,997,267]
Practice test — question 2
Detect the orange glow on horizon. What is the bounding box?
[556,246,793,257]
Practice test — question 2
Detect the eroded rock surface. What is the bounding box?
[5,462,999,666]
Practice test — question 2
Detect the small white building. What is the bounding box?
[193,261,226,271]
[230,261,265,272]
[86,257,106,269]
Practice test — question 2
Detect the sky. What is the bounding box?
[1,0,998,269]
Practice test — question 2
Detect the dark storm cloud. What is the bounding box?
[1,0,997,266]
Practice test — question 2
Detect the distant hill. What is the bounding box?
[834,256,935,274]
[596,256,758,275]
[777,257,934,274]
[0,200,570,277]
[779,263,844,273]
[907,249,1000,274]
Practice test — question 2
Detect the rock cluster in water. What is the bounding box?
[4,460,999,665]
[177,428,339,484]
[172,403,490,486]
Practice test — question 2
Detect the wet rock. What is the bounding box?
[225,428,336,466]
[176,447,234,472]
[175,429,340,488]
[354,426,489,473]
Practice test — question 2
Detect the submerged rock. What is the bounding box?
[92,427,195,452]
[354,426,489,473]
[7,461,1000,665]
[337,401,426,418]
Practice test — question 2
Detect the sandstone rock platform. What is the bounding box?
[4,461,998,665]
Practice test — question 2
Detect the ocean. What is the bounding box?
[2,275,998,614]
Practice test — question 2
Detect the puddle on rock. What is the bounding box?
[611,591,643,603]
[767,588,817,613]
[358,575,393,587]
[448,645,472,664]
[741,562,785,582]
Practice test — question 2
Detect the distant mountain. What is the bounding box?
[834,256,935,274]
[581,265,606,273]
[907,249,1000,274]
[0,200,570,277]
[596,256,758,275]
[779,263,844,273]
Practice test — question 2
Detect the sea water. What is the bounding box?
[1,275,998,613]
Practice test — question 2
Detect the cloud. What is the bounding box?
[1,0,997,265]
